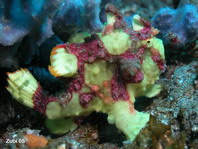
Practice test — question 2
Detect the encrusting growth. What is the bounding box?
[7,5,165,141]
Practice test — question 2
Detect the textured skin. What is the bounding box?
[7,6,165,141]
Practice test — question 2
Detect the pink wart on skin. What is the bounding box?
[132,71,144,83]
[33,85,57,114]
[150,48,166,71]
[111,74,129,101]
[124,28,152,41]
[124,17,160,41]
[103,25,114,35]
[79,92,96,107]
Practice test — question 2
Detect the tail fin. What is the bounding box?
[7,69,57,114]
[7,69,38,108]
